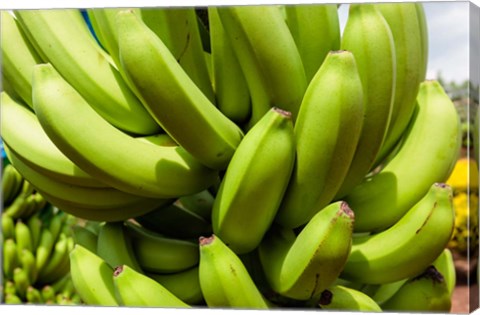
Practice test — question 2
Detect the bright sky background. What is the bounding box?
[338,1,471,84]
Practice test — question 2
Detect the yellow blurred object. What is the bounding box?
[448,192,479,255]
[446,157,478,193]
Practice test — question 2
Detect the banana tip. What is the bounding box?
[272,107,292,118]
[199,235,215,246]
[113,265,124,277]
[340,201,355,219]
[318,289,333,306]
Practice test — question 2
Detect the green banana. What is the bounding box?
[0,91,107,188]
[32,63,219,199]
[2,213,15,240]
[37,234,70,284]
[341,183,455,284]
[317,285,382,312]
[432,248,456,296]
[134,202,212,240]
[275,50,364,228]
[14,9,161,135]
[20,248,38,284]
[69,244,118,306]
[125,221,199,274]
[416,3,429,81]
[113,265,190,307]
[3,239,19,279]
[372,3,425,166]
[13,267,30,299]
[71,225,98,254]
[336,3,396,198]
[4,280,17,296]
[381,266,451,311]
[198,234,269,309]
[217,5,307,124]
[259,201,354,300]
[284,3,340,82]
[96,221,142,271]
[212,107,296,254]
[148,266,204,305]
[140,7,216,104]
[35,228,55,273]
[1,11,43,108]
[344,80,462,232]
[208,7,251,123]
[26,286,44,304]
[3,194,28,219]
[40,285,56,303]
[27,211,44,252]
[116,9,244,170]
[2,163,24,205]
[15,219,33,255]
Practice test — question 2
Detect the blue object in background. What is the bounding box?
[80,9,103,47]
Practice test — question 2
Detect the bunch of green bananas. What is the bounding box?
[1,164,82,305]
[0,2,464,312]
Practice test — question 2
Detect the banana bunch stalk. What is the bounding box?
[0,3,465,312]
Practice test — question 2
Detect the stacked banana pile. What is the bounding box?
[1,2,463,311]
[1,164,81,305]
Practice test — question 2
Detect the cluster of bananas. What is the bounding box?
[446,157,479,256]
[0,2,464,312]
[1,164,81,305]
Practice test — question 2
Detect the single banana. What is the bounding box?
[344,80,462,232]
[198,234,269,309]
[341,183,455,284]
[125,221,199,274]
[0,91,107,188]
[3,239,19,279]
[217,5,307,124]
[212,107,296,254]
[4,293,22,304]
[26,286,44,304]
[13,9,161,135]
[113,265,190,308]
[259,201,354,300]
[336,3,396,198]
[96,221,142,272]
[35,228,55,272]
[116,9,244,170]
[284,4,340,82]
[14,219,33,255]
[371,3,425,167]
[134,202,212,240]
[3,194,29,219]
[2,163,24,205]
[1,11,43,108]
[32,63,219,199]
[69,244,118,306]
[40,285,56,303]
[13,267,30,299]
[71,225,99,254]
[147,266,204,305]
[2,213,16,240]
[140,7,216,104]
[380,265,451,311]
[317,285,382,312]
[275,50,364,228]
[19,248,38,284]
[208,7,251,123]
[432,248,456,296]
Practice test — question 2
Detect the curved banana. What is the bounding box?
[140,7,215,104]
[37,234,71,284]
[1,91,107,188]
[35,228,54,273]
[2,163,24,205]
[1,11,43,108]
[13,267,30,299]
[15,219,33,255]
[336,3,396,198]
[96,221,142,271]
[216,5,307,124]
[259,201,354,300]
[13,9,160,135]
[344,80,462,232]
[116,9,243,170]
[341,183,455,284]
[212,107,296,254]
[198,234,269,309]
[432,248,456,296]
[147,266,204,305]
[2,213,15,240]
[284,4,340,82]
[125,221,199,274]
[381,265,451,311]
[113,265,189,307]
[19,248,38,284]
[317,285,382,312]
[69,244,118,306]
[208,7,251,123]
[372,3,425,167]
[3,239,19,279]
[275,50,364,228]
[135,202,212,240]
[32,63,219,199]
